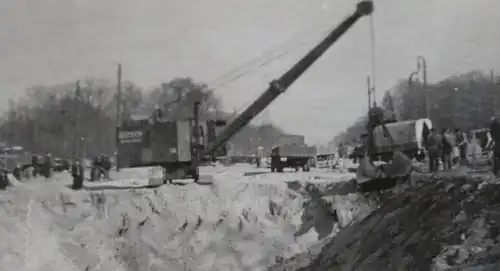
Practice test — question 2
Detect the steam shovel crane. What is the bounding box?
[115,1,373,185]
[201,1,374,158]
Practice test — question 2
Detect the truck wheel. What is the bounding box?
[271,167,276,172]
[277,167,284,173]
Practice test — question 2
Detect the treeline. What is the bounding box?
[0,77,286,158]
[333,70,500,145]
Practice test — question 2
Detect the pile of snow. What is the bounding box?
[0,166,372,271]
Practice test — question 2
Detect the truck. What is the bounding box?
[270,141,316,172]
[0,145,33,173]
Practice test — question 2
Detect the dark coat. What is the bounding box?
[428,133,443,156]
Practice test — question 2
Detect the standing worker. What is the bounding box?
[71,159,84,190]
[427,128,443,173]
[469,131,480,169]
[90,155,101,181]
[43,153,53,178]
[442,128,455,171]
[338,143,348,169]
[490,116,500,175]
[31,156,39,177]
[456,128,468,165]
[0,159,9,189]
[13,164,22,181]
[101,155,111,179]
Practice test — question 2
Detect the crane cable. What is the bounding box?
[206,15,340,91]
[163,31,322,121]
[211,45,304,90]
[206,35,312,88]
[368,11,377,106]
[231,15,377,119]
[220,27,338,118]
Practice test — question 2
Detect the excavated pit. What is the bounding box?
[0,168,374,271]
[271,172,500,271]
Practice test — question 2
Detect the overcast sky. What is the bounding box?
[1,0,499,143]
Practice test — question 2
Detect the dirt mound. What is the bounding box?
[273,174,500,271]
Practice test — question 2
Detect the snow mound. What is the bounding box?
[0,168,370,271]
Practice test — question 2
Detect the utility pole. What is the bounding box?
[116,64,122,171]
[8,99,15,144]
[192,101,201,183]
[408,71,419,118]
[417,56,429,119]
[492,69,498,116]
[75,80,81,159]
[116,64,122,127]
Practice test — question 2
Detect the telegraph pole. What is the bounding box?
[492,69,498,116]
[75,80,81,159]
[417,56,429,119]
[408,71,419,118]
[116,64,122,127]
[115,64,122,171]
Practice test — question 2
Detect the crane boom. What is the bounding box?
[202,1,373,157]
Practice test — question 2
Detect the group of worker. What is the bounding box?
[30,154,55,179]
[0,152,113,190]
[71,154,113,190]
[489,116,500,176]
[427,116,500,175]
[0,153,56,189]
[427,128,468,172]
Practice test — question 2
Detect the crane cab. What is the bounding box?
[116,117,227,181]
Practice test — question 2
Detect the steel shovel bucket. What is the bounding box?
[356,149,413,191]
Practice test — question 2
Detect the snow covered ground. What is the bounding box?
[0,163,368,271]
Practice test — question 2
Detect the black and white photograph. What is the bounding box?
[1,0,499,270]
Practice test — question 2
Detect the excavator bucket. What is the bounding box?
[356,154,381,182]
[382,149,413,177]
[356,149,413,192]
